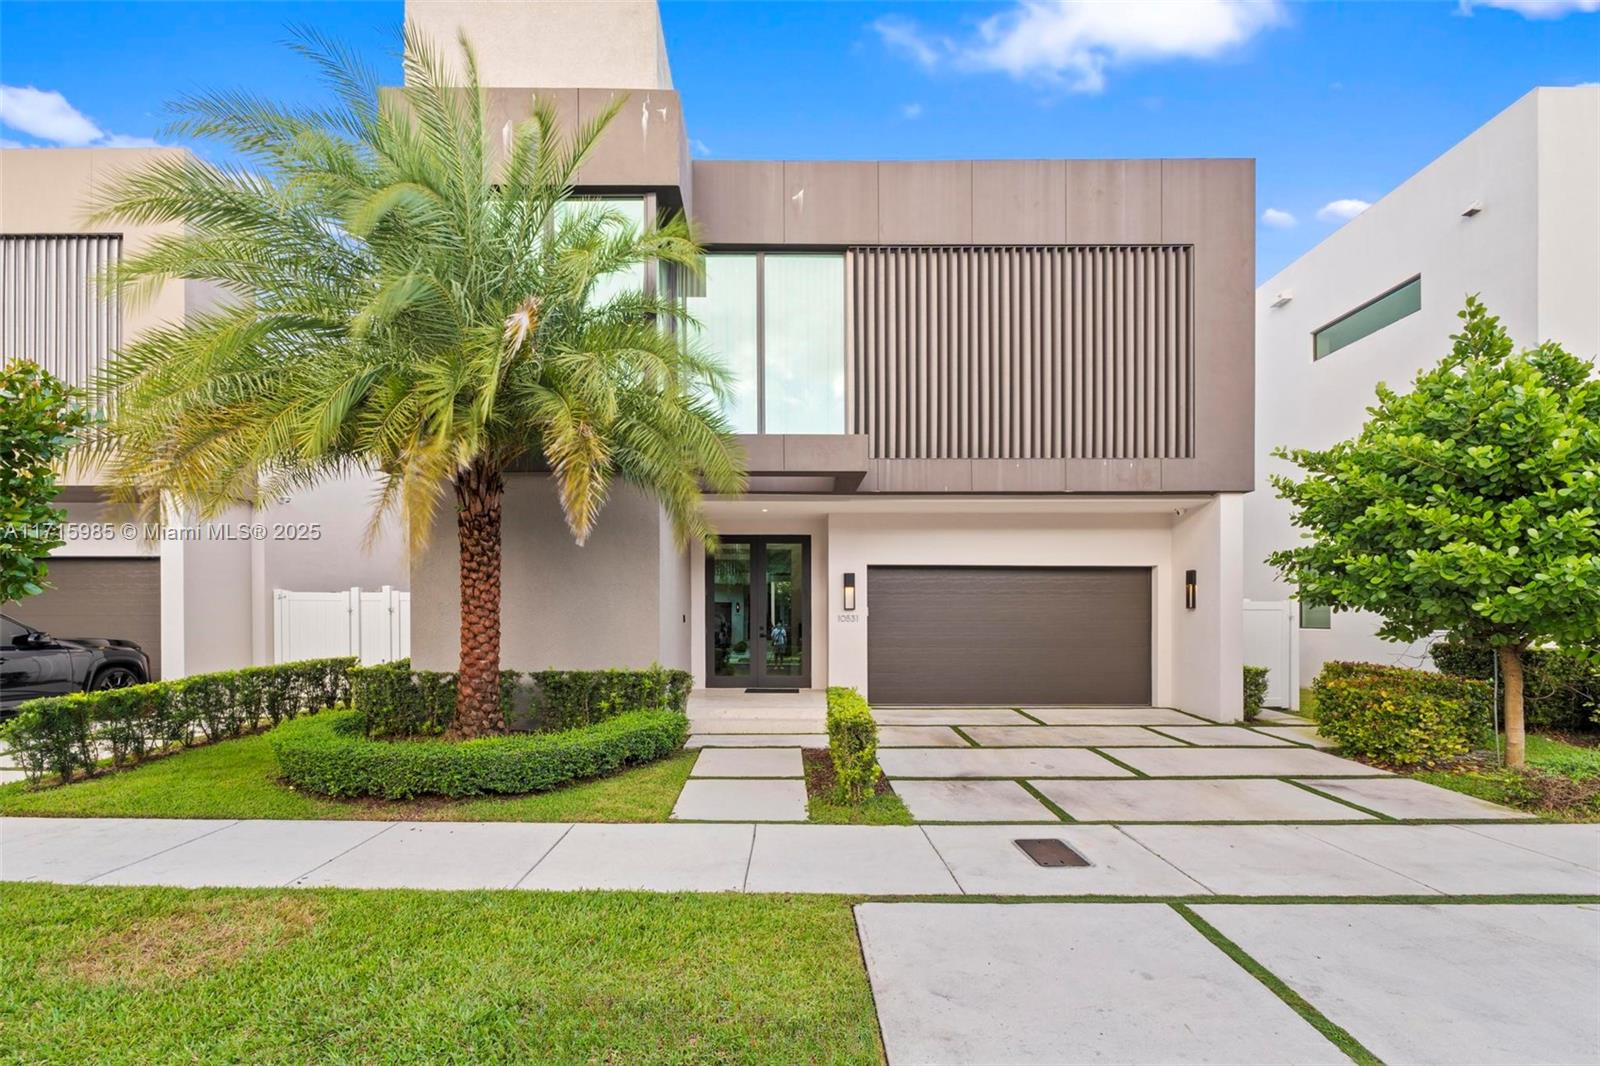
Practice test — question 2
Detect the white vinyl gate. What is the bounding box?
[1242,599,1299,711]
[274,586,410,665]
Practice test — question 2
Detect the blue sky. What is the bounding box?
[2,1,1596,280]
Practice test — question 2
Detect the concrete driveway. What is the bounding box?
[858,901,1600,1065]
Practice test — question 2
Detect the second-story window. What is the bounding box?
[688,252,844,434]
[1313,275,1421,361]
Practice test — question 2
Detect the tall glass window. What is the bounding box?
[1313,276,1421,360]
[763,255,845,434]
[687,254,759,433]
[683,251,845,434]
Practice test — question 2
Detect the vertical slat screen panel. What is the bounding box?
[1,234,122,389]
[849,245,1193,460]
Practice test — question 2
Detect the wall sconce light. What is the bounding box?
[1185,569,1198,610]
[842,572,857,611]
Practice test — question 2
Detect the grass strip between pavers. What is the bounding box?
[1171,902,1385,1066]
[1280,778,1396,820]
[1016,779,1075,821]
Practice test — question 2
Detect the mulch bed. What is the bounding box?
[801,748,897,803]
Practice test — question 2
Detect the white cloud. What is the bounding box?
[875,1,1284,92]
[901,102,925,119]
[1261,207,1297,229]
[874,15,947,71]
[1459,0,1600,17]
[0,85,103,145]
[0,84,160,149]
[1317,198,1371,223]
[691,137,712,156]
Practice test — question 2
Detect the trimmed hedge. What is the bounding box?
[348,661,693,738]
[1312,661,1493,767]
[1431,640,1600,733]
[269,707,689,799]
[826,687,879,802]
[1242,666,1269,722]
[0,658,356,785]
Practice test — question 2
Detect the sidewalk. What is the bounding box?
[4,817,1596,895]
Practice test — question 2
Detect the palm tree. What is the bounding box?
[86,28,745,737]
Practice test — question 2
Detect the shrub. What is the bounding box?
[0,658,357,785]
[1242,666,1269,722]
[269,707,689,799]
[348,662,691,737]
[529,666,693,730]
[826,687,879,802]
[1312,661,1493,767]
[1431,640,1600,733]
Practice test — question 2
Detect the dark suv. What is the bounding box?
[0,613,150,712]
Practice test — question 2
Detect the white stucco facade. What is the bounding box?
[1248,86,1600,684]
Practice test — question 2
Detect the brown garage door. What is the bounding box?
[4,558,162,678]
[867,566,1151,706]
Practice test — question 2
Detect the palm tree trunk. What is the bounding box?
[451,459,505,739]
[1498,645,1526,768]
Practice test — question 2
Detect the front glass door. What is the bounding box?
[707,537,809,688]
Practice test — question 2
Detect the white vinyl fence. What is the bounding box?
[274,586,410,666]
[1242,599,1299,711]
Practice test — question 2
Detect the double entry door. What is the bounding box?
[706,536,810,689]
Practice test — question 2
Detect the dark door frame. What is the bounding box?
[704,535,812,689]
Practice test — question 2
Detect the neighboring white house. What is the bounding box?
[0,146,410,677]
[1247,86,1600,690]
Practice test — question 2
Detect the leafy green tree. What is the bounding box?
[0,362,93,605]
[1270,296,1600,765]
[86,29,744,737]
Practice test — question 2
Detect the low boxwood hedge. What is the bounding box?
[269,707,689,799]
[826,687,880,802]
[1242,666,1269,721]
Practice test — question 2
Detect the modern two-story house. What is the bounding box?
[406,0,1254,721]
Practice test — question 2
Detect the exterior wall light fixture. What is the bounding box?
[1185,569,1198,610]
[843,572,856,611]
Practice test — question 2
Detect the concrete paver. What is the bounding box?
[1255,709,1314,725]
[745,825,960,894]
[1122,825,1439,895]
[876,726,970,747]
[1297,776,1533,820]
[690,747,804,778]
[1111,746,1388,777]
[0,817,234,883]
[893,780,1057,822]
[855,902,1346,1065]
[1031,778,1372,822]
[1303,824,1600,895]
[872,708,1033,726]
[672,779,807,821]
[1457,823,1600,870]
[518,823,752,891]
[1148,725,1291,746]
[682,717,823,734]
[962,725,1180,747]
[294,822,571,890]
[91,819,391,888]
[1197,904,1600,1066]
[686,733,826,748]
[879,747,1129,779]
[922,825,1207,895]
[1251,725,1338,749]
[1027,707,1204,726]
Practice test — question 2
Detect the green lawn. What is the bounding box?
[0,733,695,823]
[1416,734,1600,822]
[0,882,881,1064]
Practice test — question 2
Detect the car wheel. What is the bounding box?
[92,666,143,691]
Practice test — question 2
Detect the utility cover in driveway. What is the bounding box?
[867,566,1151,705]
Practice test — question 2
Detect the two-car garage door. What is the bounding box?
[867,566,1151,706]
